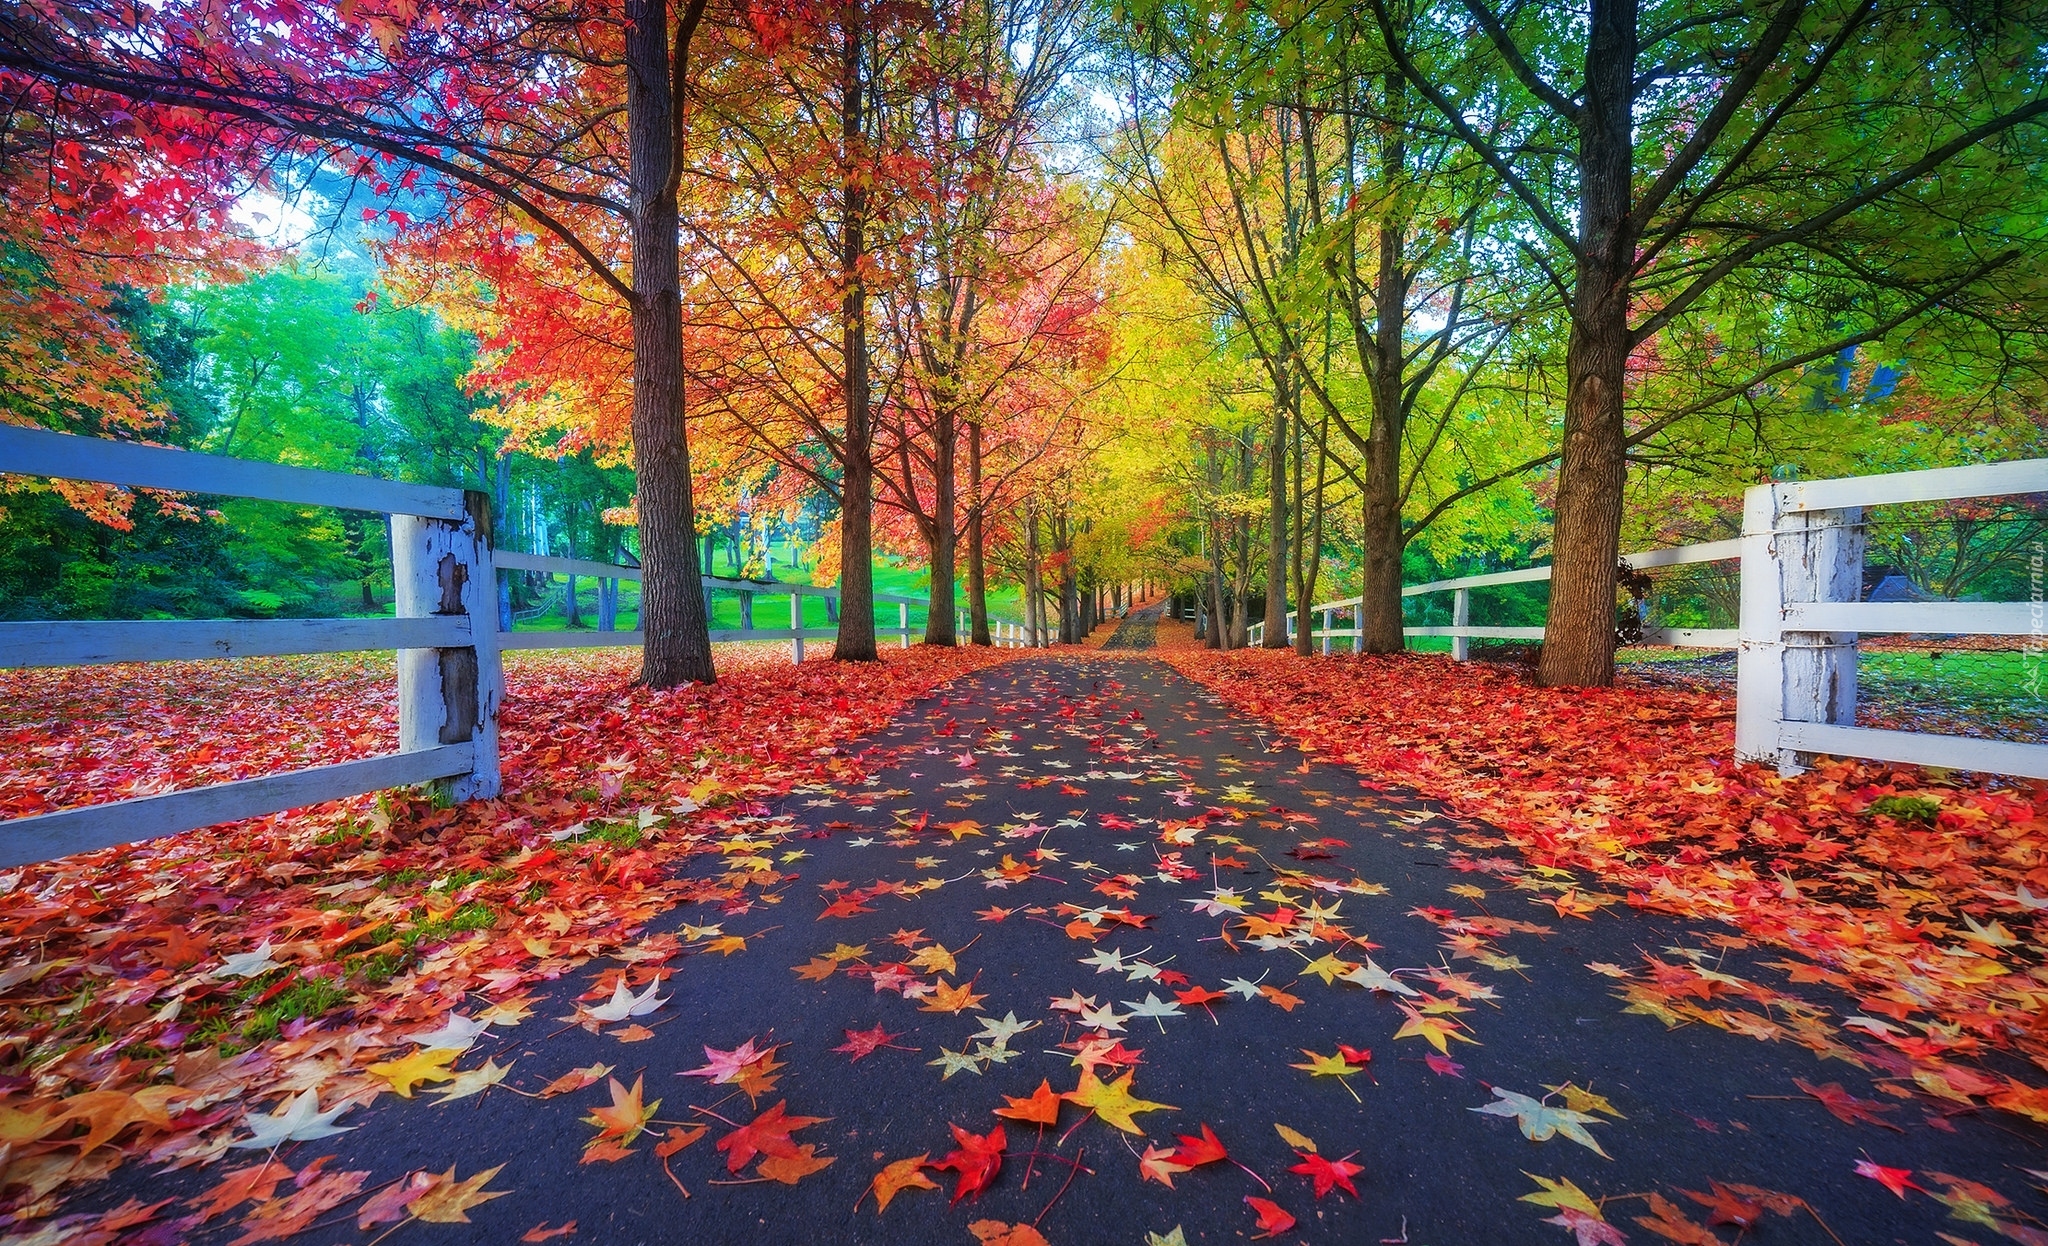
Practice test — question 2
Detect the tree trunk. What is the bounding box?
[924,402,957,645]
[1263,398,1289,647]
[1024,498,1043,646]
[1358,75,1411,655]
[965,421,990,645]
[626,0,715,686]
[832,6,879,661]
[1538,0,1637,689]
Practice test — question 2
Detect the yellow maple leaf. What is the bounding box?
[1298,954,1356,986]
[409,1164,509,1223]
[1544,1082,1624,1119]
[1519,1172,1603,1219]
[367,1048,460,1098]
[909,943,958,975]
[1062,1069,1175,1135]
[1392,1006,1478,1055]
[1274,1123,1316,1153]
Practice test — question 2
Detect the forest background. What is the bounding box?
[1,0,2044,688]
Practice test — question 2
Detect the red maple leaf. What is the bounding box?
[1245,1196,1297,1239]
[1167,1123,1227,1168]
[831,1025,907,1062]
[715,1102,826,1173]
[1853,1159,1924,1198]
[931,1123,1005,1203]
[1290,1151,1364,1198]
[1794,1079,1901,1130]
[1680,1181,1764,1228]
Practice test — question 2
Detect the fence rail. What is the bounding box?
[0,426,1032,866]
[0,425,500,867]
[1250,458,2046,780]
[1734,458,2046,779]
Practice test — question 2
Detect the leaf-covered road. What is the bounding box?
[82,654,2045,1244]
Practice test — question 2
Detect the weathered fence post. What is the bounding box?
[1452,588,1470,662]
[790,591,804,665]
[393,490,502,801]
[1320,607,1333,656]
[738,588,754,632]
[1736,483,1864,773]
[899,602,910,648]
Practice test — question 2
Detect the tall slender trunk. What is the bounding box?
[1207,531,1228,651]
[1538,0,1637,688]
[626,0,715,686]
[1357,72,1411,655]
[924,402,957,644]
[832,6,879,661]
[1263,393,1289,647]
[965,421,990,645]
[1024,498,1043,646]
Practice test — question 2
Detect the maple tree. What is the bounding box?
[2,0,727,684]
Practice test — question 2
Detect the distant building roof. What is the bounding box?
[1866,574,1937,602]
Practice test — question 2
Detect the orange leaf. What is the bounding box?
[992,1080,1061,1126]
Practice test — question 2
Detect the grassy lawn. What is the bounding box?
[507,545,1027,637]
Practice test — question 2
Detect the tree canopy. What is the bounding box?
[1,0,2042,682]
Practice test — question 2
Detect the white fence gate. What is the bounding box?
[0,426,1027,868]
[1254,458,2046,781]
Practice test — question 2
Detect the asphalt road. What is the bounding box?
[85,654,2047,1245]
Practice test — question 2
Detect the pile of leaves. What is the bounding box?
[0,643,1011,1221]
[1162,648,2048,1126]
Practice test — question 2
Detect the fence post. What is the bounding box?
[1736,483,1863,773]
[739,588,754,632]
[790,591,804,665]
[899,601,910,648]
[1452,588,1470,662]
[1320,607,1333,656]
[393,490,501,801]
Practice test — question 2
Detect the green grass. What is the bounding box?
[241,976,351,1043]
[347,900,501,988]
[1860,651,2027,701]
[1868,794,1943,822]
[507,546,1028,639]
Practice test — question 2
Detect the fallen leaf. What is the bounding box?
[539,1064,613,1099]
[968,1221,1050,1246]
[993,1080,1062,1126]
[408,1164,509,1223]
[1063,1069,1175,1135]
[1245,1196,1296,1239]
[583,1076,658,1154]
[869,1154,940,1213]
[1473,1087,1611,1158]
[932,1123,1006,1203]
[1291,1150,1364,1198]
[367,1048,460,1098]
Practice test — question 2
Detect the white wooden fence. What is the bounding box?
[1733,460,2044,778]
[1252,458,2047,780]
[0,426,1028,868]
[1251,539,1743,658]
[0,424,500,868]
